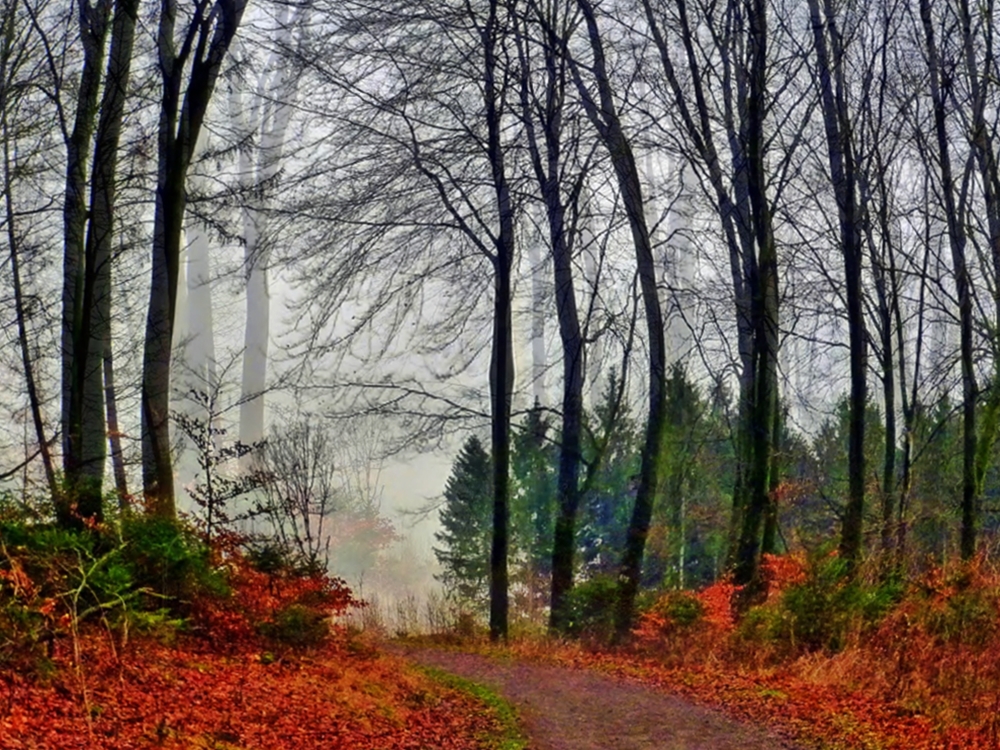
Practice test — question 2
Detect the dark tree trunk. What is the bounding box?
[515,3,586,634]
[641,0,758,571]
[104,341,129,504]
[568,0,667,641]
[920,0,978,560]
[483,0,515,642]
[61,0,111,526]
[68,0,140,523]
[732,0,779,592]
[0,9,58,499]
[960,0,1000,552]
[141,0,247,517]
[761,398,781,556]
[808,0,867,573]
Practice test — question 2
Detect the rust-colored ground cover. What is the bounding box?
[0,633,505,749]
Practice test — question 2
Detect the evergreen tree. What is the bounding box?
[579,372,640,576]
[510,401,557,578]
[434,436,493,606]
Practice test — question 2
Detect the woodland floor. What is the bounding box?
[397,645,803,750]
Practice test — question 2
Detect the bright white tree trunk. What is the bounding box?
[184,211,217,391]
[233,10,306,451]
[663,158,696,363]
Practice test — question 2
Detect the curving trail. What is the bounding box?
[399,646,804,750]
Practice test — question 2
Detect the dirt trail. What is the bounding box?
[399,646,804,750]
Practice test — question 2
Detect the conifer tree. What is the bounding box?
[434,436,493,605]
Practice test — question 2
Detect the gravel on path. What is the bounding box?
[399,647,804,750]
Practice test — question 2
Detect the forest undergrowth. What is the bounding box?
[426,551,1000,750]
[0,510,518,749]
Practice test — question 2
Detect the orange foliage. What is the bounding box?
[510,553,1000,749]
[0,636,503,749]
[696,578,740,631]
[191,539,361,649]
[0,536,500,749]
[760,552,807,602]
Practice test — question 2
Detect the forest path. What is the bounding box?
[397,646,804,750]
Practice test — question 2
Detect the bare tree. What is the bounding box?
[559,0,667,638]
[253,419,338,571]
[0,0,58,500]
[806,0,867,572]
[141,0,247,518]
[639,0,786,591]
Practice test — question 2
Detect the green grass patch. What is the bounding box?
[417,666,529,750]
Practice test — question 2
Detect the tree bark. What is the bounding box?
[920,0,978,560]
[515,4,586,632]
[142,0,247,517]
[0,4,58,499]
[61,0,111,525]
[567,0,667,640]
[807,0,867,573]
[641,0,758,571]
[484,0,515,642]
[733,0,779,592]
[959,0,1000,552]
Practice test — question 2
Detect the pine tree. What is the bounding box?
[510,401,557,580]
[434,435,493,605]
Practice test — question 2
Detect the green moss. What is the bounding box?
[417,666,529,750]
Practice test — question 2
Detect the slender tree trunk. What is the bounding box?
[483,0,515,641]
[0,9,58,498]
[516,6,586,632]
[528,238,548,407]
[566,0,667,640]
[237,9,305,454]
[808,0,866,573]
[70,0,139,522]
[733,0,779,591]
[896,176,932,562]
[641,0,756,569]
[761,398,781,556]
[104,341,128,503]
[61,0,111,525]
[920,0,978,560]
[960,0,1000,543]
[141,0,247,517]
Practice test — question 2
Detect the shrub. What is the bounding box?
[118,515,226,610]
[191,536,361,650]
[739,551,903,654]
[633,590,704,648]
[563,575,618,641]
[259,603,330,647]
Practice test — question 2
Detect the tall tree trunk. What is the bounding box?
[808,0,867,573]
[920,0,978,560]
[567,0,667,640]
[761,397,781,556]
[528,237,548,407]
[141,0,247,517]
[104,341,128,503]
[69,0,139,523]
[733,0,779,591]
[0,6,58,498]
[896,175,932,562]
[483,0,515,642]
[641,0,756,569]
[61,0,111,525]
[237,8,306,455]
[960,0,1000,545]
[515,5,586,632]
